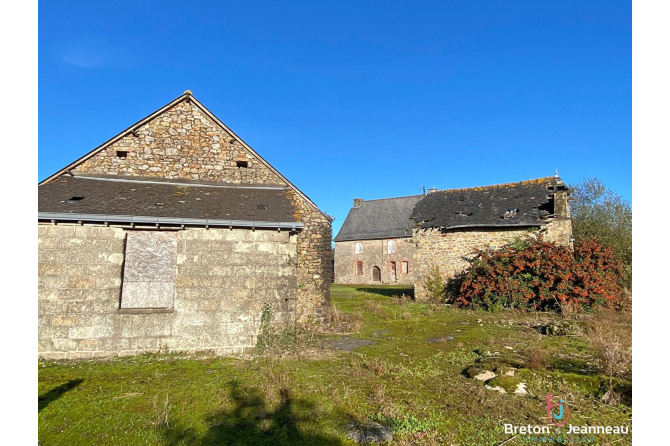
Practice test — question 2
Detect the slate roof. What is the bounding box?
[38,175,299,224]
[333,195,424,241]
[410,177,567,230]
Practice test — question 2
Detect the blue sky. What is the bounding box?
[39,1,631,237]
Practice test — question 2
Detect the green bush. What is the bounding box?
[421,264,446,304]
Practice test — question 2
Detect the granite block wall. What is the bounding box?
[38,224,298,359]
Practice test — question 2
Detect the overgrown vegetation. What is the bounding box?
[457,236,625,313]
[586,310,633,404]
[255,303,298,355]
[39,285,632,445]
[570,177,632,288]
[420,264,446,304]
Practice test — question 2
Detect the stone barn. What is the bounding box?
[38,91,333,359]
[333,195,423,285]
[333,176,572,298]
[410,176,572,300]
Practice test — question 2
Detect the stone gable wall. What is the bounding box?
[73,100,285,185]
[334,238,415,285]
[38,224,298,359]
[412,220,572,301]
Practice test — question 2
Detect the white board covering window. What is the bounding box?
[388,240,397,254]
[120,231,177,309]
[355,242,363,254]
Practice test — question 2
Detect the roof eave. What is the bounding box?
[38,212,305,230]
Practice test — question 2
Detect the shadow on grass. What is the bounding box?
[38,379,84,413]
[355,287,414,299]
[161,381,342,446]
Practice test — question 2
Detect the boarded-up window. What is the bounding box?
[355,242,363,254]
[120,231,177,309]
[356,261,363,276]
[388,240,396,254]
[402,261,409,274]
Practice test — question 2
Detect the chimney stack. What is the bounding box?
[353,198,364,208]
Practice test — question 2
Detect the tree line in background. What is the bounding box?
[569,178,632,289]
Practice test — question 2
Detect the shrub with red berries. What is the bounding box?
[456,237,625,312]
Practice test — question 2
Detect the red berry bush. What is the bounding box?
[456,237,625,312]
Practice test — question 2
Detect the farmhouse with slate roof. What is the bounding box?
[333,195,423,285]
[334,176,572,298]
[38,91,333,359]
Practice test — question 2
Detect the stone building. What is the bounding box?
[334,176,572,297]
[410,176,572,300]
[333,195,423,285]
[38,91,333,359]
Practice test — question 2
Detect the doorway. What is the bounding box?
[372,266,381,282]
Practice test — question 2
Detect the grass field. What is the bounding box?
[38,285,632,445]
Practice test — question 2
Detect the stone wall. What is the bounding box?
[412,220,571,301]
[38,224,298,359]
[73,100,284,186]
[334,238,415,285]
[291,194,332,323]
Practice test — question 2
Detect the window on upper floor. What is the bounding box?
[355,242,363,254]
[388,240,396,254]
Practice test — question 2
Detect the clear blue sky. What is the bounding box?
[39,1,631,237]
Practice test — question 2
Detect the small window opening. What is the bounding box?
[236,160,248,168]
[355,242,363,254]
[66,196,85,203]
[257,204,268,210]
[116,150,128,158]
[356,261,363,276]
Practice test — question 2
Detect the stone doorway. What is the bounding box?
[390,261,397,282]
[372,266,381,282]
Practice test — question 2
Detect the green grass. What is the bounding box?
[39,286,632,445]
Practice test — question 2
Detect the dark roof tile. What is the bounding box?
[38,175,298,223]
[410,177,566,230]
[334,195,424,241]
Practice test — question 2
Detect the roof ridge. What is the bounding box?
[436,176,558,194]
[70,175,287,190]
[358,194,425,203]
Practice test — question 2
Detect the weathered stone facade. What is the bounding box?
[293,202,333,322]
[334,239,415,285]
[38,224,298,359]
[412,218,572,301]
[73,99,284,185]
[38,92,332,358]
